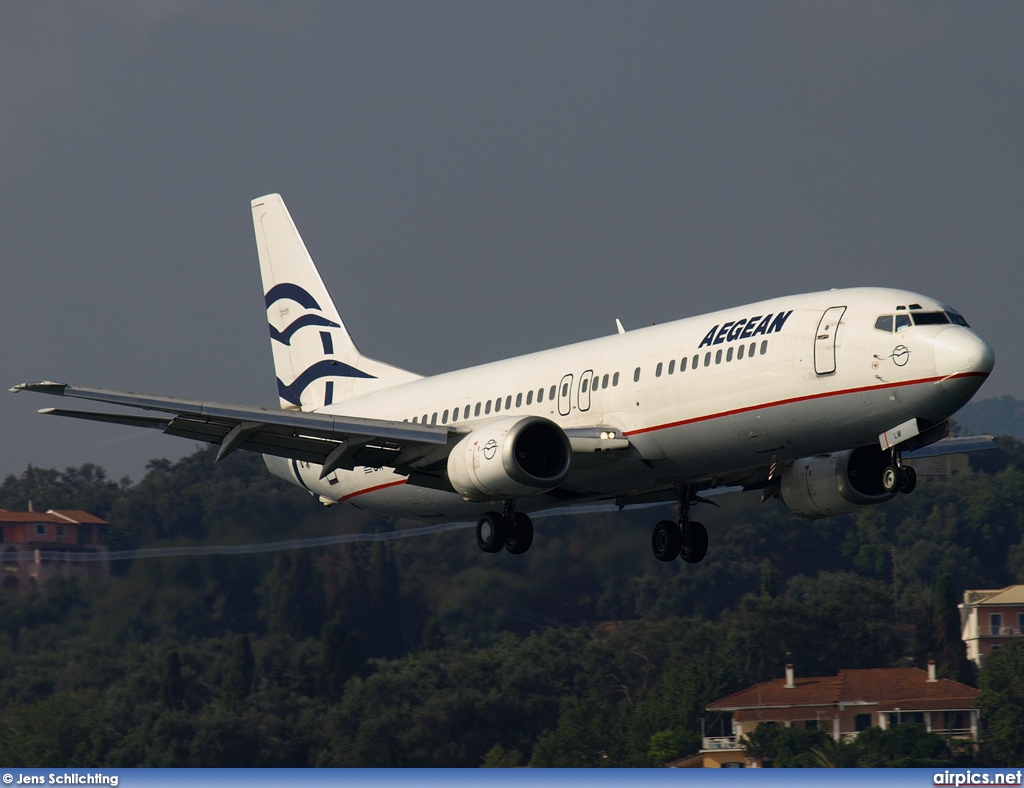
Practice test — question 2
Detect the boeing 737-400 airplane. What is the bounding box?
[12,194,996,563]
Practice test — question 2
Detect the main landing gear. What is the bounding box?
[651,492,708,564]
[881,451,917,495]
[476,502,534,555]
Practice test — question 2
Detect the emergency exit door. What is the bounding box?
[814,306,847,376]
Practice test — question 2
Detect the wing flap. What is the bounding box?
[16,381,449,469]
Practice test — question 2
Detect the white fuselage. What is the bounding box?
[267,286,992,521]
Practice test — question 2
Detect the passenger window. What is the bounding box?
[895,314,912,331]
[680,357,687,372]
[693,355,699,370]
[634,367,641,382]
[704,352,711,367]
[485,401,491,415]
[474,403,481,417]
[537,388,544,403]
[422,414,428,423]
[464,405,470,420]
[582,378,589,393]
[655,362,663,377]
[561,382,569,397]
[505,395,512,409]
[516,393,523,407]
[613,372,619,386]
[442,409,449,424]
[549,385,556,400]
[495,397,502,413]
[412,416,418,423]
[602,373,609,388]
[726,347,733,362]
[760,340,768,355]
[668,360,675,374]
[715,349,722,364]
[748,343,755,357]
[526,390,533,405]
[431,412,438,425]
[452,407,459,422]
[874,315,893,332]
[738,344,745,360]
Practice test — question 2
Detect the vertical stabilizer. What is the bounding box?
[251,194,420,411]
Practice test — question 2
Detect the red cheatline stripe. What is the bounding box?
[339,479,408,503]
[623,371,988,438]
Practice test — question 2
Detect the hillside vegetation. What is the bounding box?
[1,439,1023,766]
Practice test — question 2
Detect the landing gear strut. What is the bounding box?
[651,489,708,564]
[476,502,534,555]
[882,451,917,495]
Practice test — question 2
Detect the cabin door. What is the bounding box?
[814,306,847,376]
[557,373,574,416]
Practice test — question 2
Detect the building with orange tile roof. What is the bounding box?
[0,508,110,589]
[682,662,979,768]
[960,586,1024,667]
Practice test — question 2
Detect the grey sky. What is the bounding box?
[2,2,1022,482]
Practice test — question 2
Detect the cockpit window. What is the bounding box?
[876,310,969,332]
[911,311,950,326]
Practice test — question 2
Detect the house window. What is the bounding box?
[35,524,46,536]
[855,714,871,732]
[991,613,1003,634]
[57,525,65,538]
[1018,612,1024,630]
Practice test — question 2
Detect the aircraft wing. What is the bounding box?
[901,434,997,458]
[10,381,452,477]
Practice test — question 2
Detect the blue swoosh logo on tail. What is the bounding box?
[268,314,341,345]
[278,360,376,406]
[265,283,322,311]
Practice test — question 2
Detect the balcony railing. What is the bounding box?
[979,625,1024,637]
[702,736,741,751]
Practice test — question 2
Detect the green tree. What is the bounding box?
[933,573,974,685]
[161,650,185,711]
[480,743,522,767]
[222,635,255,703]
[741,724,829,767]
[978,640,1024,765]
[855,725,954,767]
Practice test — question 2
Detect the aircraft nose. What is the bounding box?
[934,326,995,383]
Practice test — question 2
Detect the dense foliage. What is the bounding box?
[0,439,1022,766]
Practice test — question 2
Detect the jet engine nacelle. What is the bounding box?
[447,416,572,501]
[779,445,896,519]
